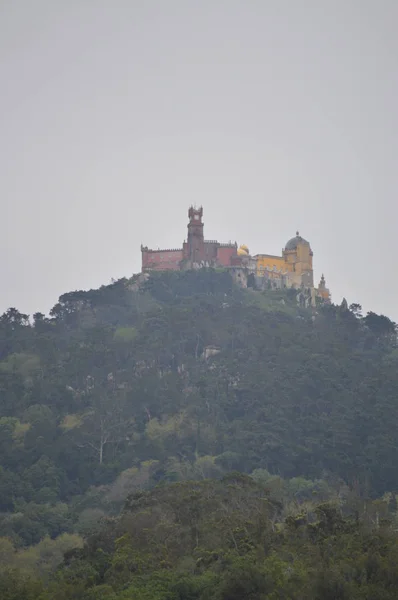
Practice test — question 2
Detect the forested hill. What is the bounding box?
[1,269,398,598]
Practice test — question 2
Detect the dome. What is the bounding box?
[285,231,310,251]
[237,244,250,256]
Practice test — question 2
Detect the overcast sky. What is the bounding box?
[1,1,397,319]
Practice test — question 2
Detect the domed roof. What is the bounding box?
[237,244,250,256]
[285,231,310,251]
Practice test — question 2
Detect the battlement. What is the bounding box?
[254,253,283,260]
[203,240,236,247]
[141,246,182,253]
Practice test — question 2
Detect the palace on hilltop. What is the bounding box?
[141,206,330,304]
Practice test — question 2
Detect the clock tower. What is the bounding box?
[187,206,205,263]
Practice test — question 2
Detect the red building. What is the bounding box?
[141,207,238,272]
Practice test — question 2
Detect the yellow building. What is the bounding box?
[254,232,314,287]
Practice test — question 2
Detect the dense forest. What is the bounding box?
[1,269,398,598]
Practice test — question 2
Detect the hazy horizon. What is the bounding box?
[1,1,397,319]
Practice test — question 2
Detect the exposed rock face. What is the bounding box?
[202,346,221,361]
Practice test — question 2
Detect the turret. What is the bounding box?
[317,274,331,302]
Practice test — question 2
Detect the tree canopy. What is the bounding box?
[0,269,398,596]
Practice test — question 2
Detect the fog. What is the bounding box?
[1,1,397,317]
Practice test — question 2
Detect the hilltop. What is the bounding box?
[1,269,398,597]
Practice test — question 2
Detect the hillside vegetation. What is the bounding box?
[1,269,398,598]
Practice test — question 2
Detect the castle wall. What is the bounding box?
[142,249,183,271]
[297,244,313,267]
[230,268,248,288]
[300,270,314,287]
[283,250,297,266]
[204,241,219,263]
[216,245,237,267]
[255,254,291,276]
[286,271,306,288]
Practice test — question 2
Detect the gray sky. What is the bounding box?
[1,1,397,319]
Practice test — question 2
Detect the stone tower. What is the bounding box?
[282,231,314,287]
[187,206,205,264]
